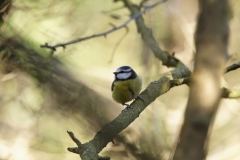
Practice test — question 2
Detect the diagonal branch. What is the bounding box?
[67,67,191,160]
[170,78,190,87]
[225,61,240,73]
[40,0,166,51]
[122,0,187,68]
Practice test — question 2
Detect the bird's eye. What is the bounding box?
[121,71,130,73]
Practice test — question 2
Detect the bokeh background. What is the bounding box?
[0,0,240,160]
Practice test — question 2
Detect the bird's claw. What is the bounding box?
[124,104,133,109]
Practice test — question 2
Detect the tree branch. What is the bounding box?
[67,66,191,160]
[222,87,240,98]
[67,131,82,148]
[40,0,166,52]
[170,78,190,87]
[225,61,240,73]
[122,0,187,68]
[37,1,235,159]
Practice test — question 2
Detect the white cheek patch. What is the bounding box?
[117,72,132,80]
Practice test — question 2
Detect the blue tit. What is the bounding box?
[111,66,142,107]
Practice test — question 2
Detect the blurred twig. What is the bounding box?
[40,0,166,52]
[222,87,240,98]
[0,0,12,26]
[101,6,125,14]
[225,61,240,73]
[108,26,129,63]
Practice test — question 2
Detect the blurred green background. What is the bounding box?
[0,0,240,160]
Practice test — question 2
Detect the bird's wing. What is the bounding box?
[128,88,134,100]
[111,81,115,92]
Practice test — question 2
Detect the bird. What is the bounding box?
[111,66,142,108]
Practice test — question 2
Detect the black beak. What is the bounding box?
[113,72,117,75]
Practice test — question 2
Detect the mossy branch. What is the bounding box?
[67,66,191,160]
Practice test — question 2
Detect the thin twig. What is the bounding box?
[108,26,129,63]
[67,147,79,154]
[40,0,166,51]
[101,6,125,14]
[225,61,240,73]
[67,131,82,147]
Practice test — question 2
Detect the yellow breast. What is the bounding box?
[112,76,142,105]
